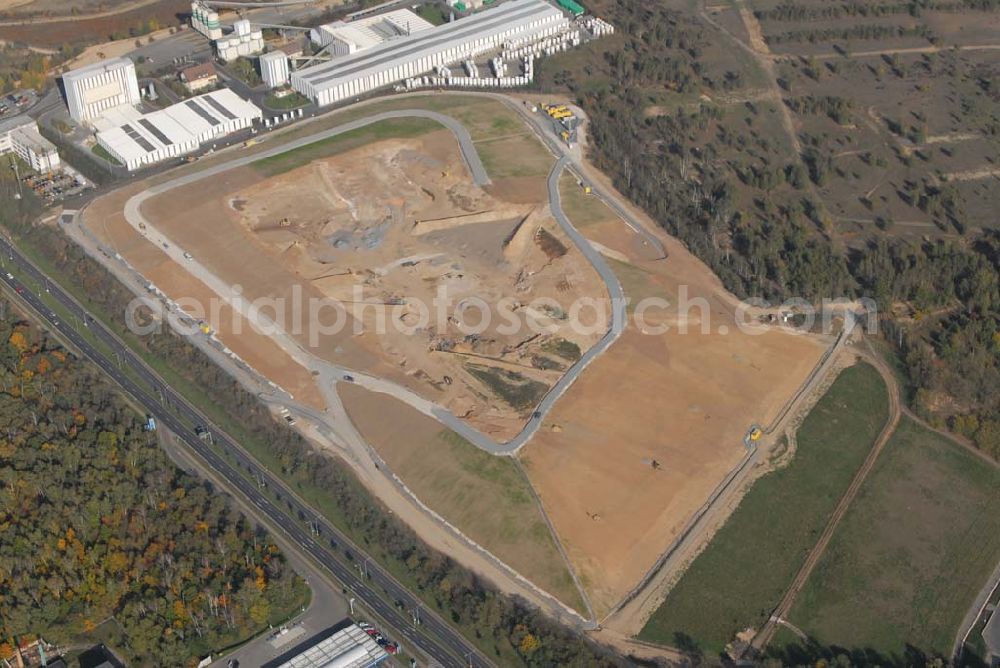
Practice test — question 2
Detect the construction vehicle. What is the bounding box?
[749,426,762,441]
[550,109,573,120]
[580,180,592,194]
[244,139,258,148]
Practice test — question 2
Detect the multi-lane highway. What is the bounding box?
[0,234,493,668]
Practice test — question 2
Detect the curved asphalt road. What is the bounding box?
[0,237,493,668]
[123,113,627,455]
[430,156,626,451]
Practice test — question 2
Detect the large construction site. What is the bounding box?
[81,93,831,634]
[160,128,606,436]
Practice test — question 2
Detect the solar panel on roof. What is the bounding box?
[121,123,155,152]
[203,95,237,120]
[185,99,220,125]
[138,118,172,145]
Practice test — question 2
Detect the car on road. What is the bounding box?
[343,374,355,382]
[183,252,193,260]
[5,272,12,279]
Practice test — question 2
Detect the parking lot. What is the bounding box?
[0,89,39,118]
[23,170,90,203]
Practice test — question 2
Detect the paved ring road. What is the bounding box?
[121,112,627,455]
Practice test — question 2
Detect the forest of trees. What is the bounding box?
[0,308,307,665]
[0,172,627,666]
[539,0,999,458]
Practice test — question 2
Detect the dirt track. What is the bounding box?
[82,94,842,638]
[749,338,902,653]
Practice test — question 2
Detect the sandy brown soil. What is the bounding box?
[85,183,326,409]
[139,130,607,439]
[84,98,831,627]
[520,209,829,617]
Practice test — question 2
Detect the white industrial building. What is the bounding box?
[309,9,434,56]
[190,0,223,39]
[216,18,265,62]
[260,50,290,88]
[95,88,261,171]
[262,624,389,668]
[61,57,141,123]
[0,115,60,172]
[292,0,568,106]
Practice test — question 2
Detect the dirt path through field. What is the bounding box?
[774,43,1000,61]
[0,0,161,23]
[749,338,902,654]
[699,0,804,156]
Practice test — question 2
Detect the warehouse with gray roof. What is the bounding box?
[261,623,389,668]
[291,0,569,106]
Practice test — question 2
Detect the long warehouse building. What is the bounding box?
[96,88,261,170]
[291,0,568,106]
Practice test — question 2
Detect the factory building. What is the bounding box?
[309,9,434,56]
[95,88,261,171]
[292,0,568,106]
[61,57,141,123]
[190,0,223,39]
[216,19,265,62]
[261,623,389,668]
[0,115,60,172]
[260,50,290,88]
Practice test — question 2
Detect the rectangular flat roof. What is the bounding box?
[263,624,388,668]
[63,57,134,83]
[96,88,260,164]
[10,124,57,156]
[296,0,562,89]
[315,8,434,50]
[0,113,33,134]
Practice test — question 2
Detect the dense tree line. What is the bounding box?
[539,0,999,459]
[754,0,1000,22]
[0,179,626,666]
[784,95,853,124]
[0,309,307,665]
[766,23,931,45]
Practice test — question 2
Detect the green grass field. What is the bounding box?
[638,362,889,654]
[264,91,310,110]
[251,117,440,176]
[558,171,616,228]
[91,143,122,166]
[776,417,1000,661]
[336,384,587,614]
